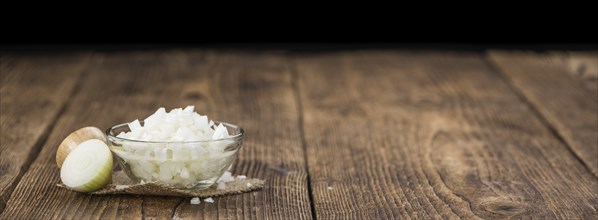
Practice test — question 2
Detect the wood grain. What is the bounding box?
[0,51,312,219]
[545,52,597,94]
[295,52,598,219]
[488,51,598,177]
[170,51,312,219]
[2,50,596,219]
[0,54,90,213]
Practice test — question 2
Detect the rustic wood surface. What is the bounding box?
[0,54,91,212]
[296,52,597,219]
[0,50,596,219]
[488,51,598,177]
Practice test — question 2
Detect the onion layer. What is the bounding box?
[60,139,113,192]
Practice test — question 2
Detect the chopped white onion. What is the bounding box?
[128,119,142,132]
[218,171,234,183]
[217,181,226,190]
[119,106,230,142]
[114,106,237,188]
[190,197,201,204]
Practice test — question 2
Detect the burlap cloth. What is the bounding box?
[57,171,264,198]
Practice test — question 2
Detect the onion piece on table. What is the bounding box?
[60,139,113,192]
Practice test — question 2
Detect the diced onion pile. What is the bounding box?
[112,106,237,188]
[118,106,228,142]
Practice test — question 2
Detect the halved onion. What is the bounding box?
[60,139,113,192]
[56,127,107,168]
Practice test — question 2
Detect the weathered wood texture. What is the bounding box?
[488,51,598,177]
[0,54,90,213]
[0,51,311,219]
[295,52,597,219]
[170,52,312,219]
[547,52,597,94]
[1,50,596,219]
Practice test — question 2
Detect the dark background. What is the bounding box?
[3,8,597,54]
[1,43,597,54]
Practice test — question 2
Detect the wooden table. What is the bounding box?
[1,50,596,219]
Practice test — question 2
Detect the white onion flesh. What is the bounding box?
[116,106,230,142]
[190,197,201,204]
[60,139,113,192]
[114,106,236,188]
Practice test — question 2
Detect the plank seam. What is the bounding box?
[483,54,598,178]
[289,57,317,220]
[141,198,146,220]
[0,54,92,215]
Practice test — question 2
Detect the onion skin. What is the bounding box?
[56,127,107,168]
[60,139,113,192]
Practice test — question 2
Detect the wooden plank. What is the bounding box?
[170,51,312,219]
[546,52,597,94]
[488,51,598,177]
[0,51,312,219]
[0,52,164,219]
[295,51,598,219]
[0,54,90,213]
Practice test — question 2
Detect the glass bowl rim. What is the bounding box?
[106,120,244,144]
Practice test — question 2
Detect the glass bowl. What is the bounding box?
[106,121,244,189]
